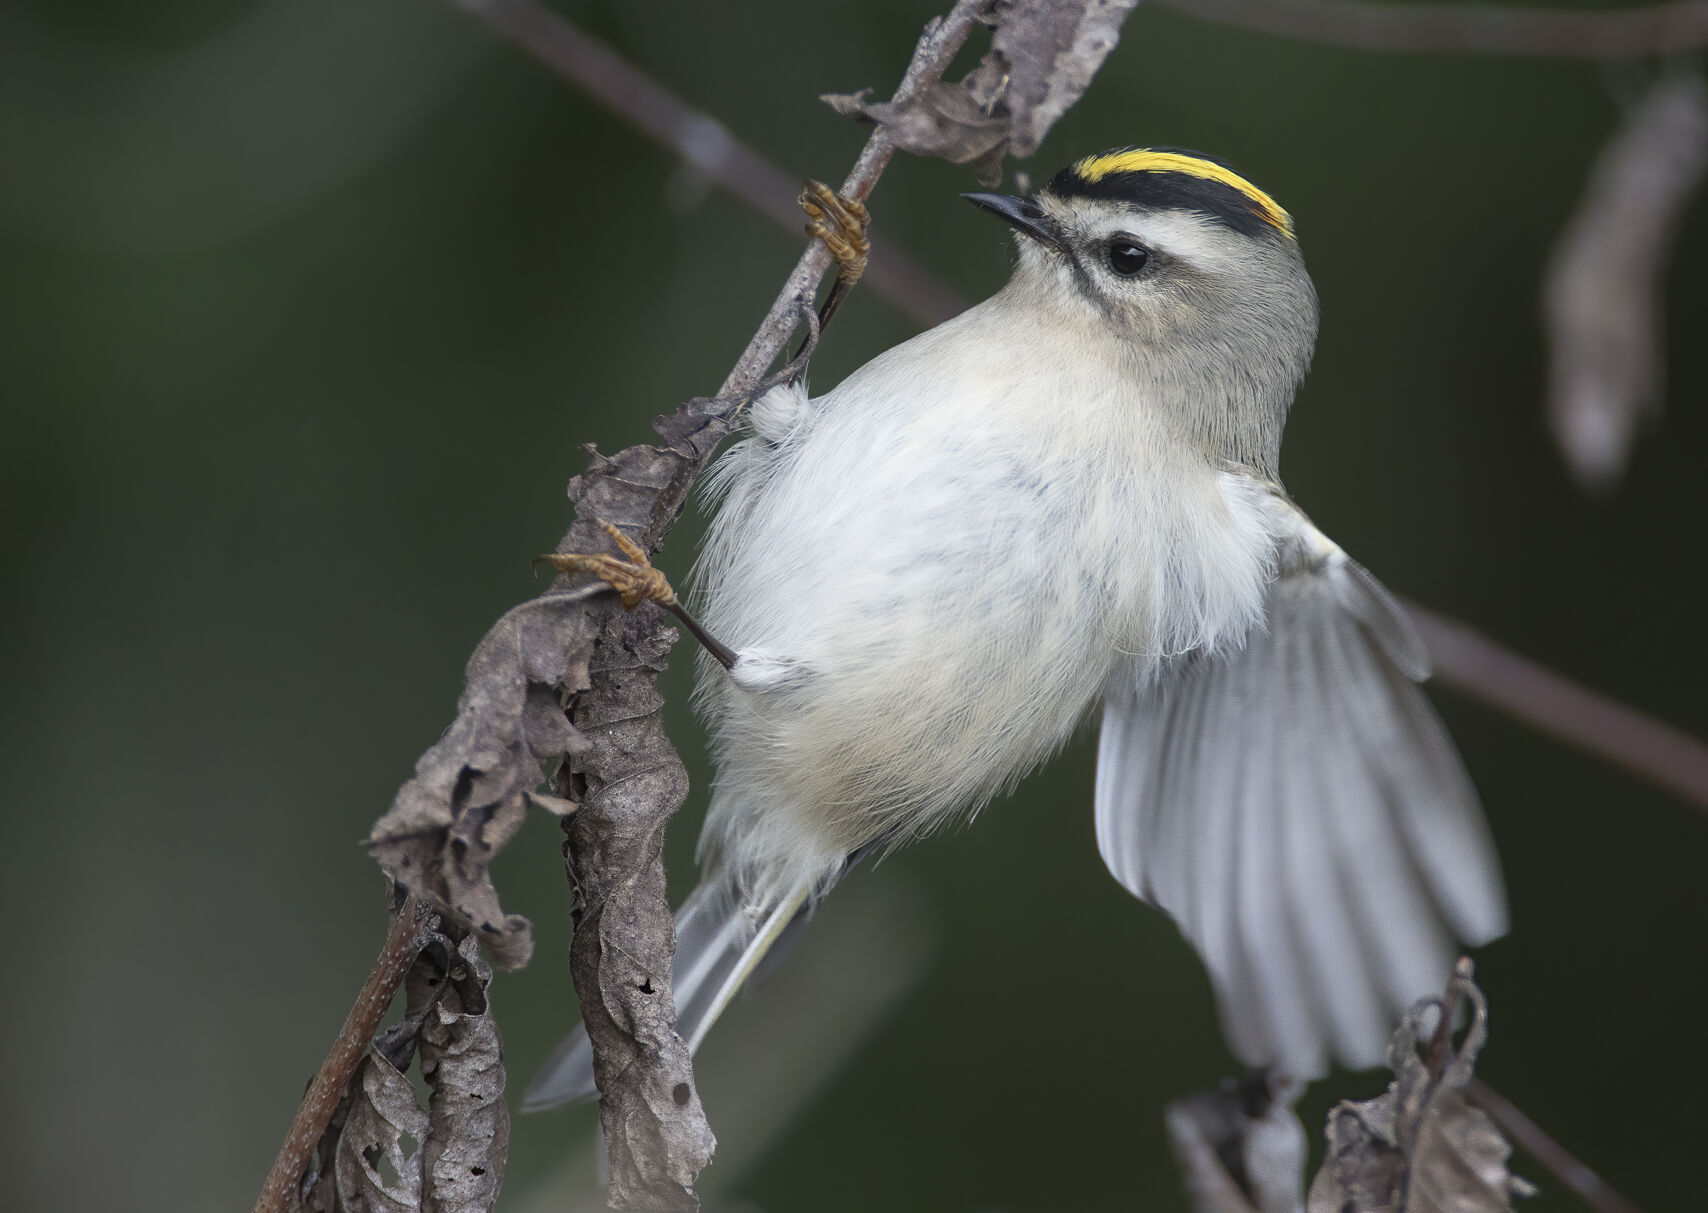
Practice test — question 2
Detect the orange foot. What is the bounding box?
[536,520,674,610]
[800,179,870,287]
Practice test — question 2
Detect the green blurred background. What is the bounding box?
[5,1,1706,1209]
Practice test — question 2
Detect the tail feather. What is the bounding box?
[521,877,812,1112]
[681,885,809,1054]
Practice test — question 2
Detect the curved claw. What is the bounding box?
[799,179,870,287]
[536,520,675,610]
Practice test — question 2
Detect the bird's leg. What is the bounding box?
[799,179,870,335]
[536,520,737,669]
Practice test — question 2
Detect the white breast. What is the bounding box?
[691,298,1277,902]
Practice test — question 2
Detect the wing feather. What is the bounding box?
[1095,507,1507,1077]
[1282,678,1389,1066]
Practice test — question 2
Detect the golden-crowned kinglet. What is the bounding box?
[526,147,1507,1109]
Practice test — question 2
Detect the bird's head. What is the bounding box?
[965,147,1318,474]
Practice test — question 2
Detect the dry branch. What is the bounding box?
[1154,0,1708,58]
[1466,1078,1644,1213]
[258,905,512,1213]
[254,894,433,1213]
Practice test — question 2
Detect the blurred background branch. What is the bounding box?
[1544,66,1708,492]
[1467,1077,1644,1213]
[0,0,490,254]
[1153,0,1708,57]
[446,0,965,327]
[1406,602,1708,810]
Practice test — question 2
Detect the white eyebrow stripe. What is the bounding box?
[1085,211,1233,270]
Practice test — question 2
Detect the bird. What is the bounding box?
[524,147,1508,1110]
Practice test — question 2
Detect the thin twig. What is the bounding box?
[460,5,1708,815]
[1423,955,1473,1081]
[715,1,988,399]
[253,894,432,1213]
[1153,0,1708,58]
[1405,602,1708,812]
[1467,1076,1646,1213]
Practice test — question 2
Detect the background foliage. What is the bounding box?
[4,1,1705,1209]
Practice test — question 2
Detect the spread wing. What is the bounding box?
[1094,506,1507,1077]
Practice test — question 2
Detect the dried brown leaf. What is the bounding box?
[419,934,509,1213]
[359,380,726,1208]
[833,82,1010,174]
[559,607,712,1211]
[367,587,602,971]
[1307,964,1535,1213]
[1166,1072,1307,1213]
[824,0,1140,183]
[299,924,507,1213]
[335,1053,431,1213]
[976,0,1141,158]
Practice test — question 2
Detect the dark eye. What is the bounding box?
[1107,240,1150,277]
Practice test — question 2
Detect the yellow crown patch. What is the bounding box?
[1068,149,1293,238]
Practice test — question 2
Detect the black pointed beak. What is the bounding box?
[962,192,1066,251]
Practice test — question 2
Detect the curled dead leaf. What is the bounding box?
[367,587,601,970]
[1307,961,1535,1213]
[307,924,509,1213]
[824,0,1140,183]
[335,1052,430,1213]
[419,934,510,1213]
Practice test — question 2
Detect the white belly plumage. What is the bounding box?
[525,213,1508,1113]
[690,305,1277,906]
[523,310,1506,1110]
